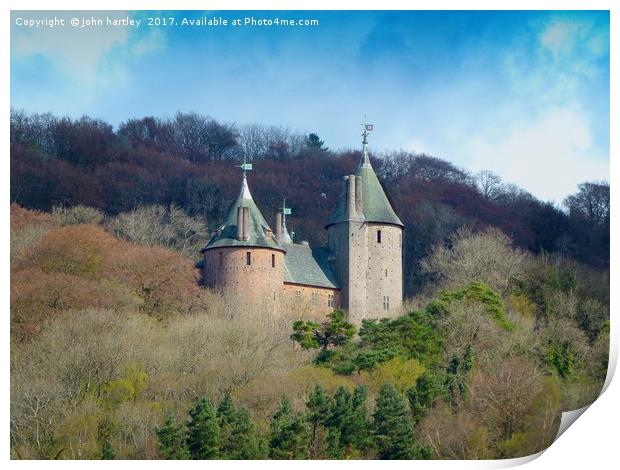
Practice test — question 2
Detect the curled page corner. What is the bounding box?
[554,405,590,441]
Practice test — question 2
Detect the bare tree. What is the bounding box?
[475,170,503,201]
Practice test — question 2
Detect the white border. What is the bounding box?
[3,1,617,469]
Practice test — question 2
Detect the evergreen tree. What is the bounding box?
[327,386,355,456]
[444,346,474,408]
[97,419,115,460]
[217,393,237,425]
[217,393,237,458]
[187,397,221,459]
[100,439,115,460]
[325,426,344,459]
[407,371,443,423]
[157,416,190,459]
[291,310,356,352]
[373,383,415,459]
[269,397,309,459]
[305,133,328,152]
[306,385,330,458]
[349,385,371,450]
[227,407,266,459]
[325,386,371,457]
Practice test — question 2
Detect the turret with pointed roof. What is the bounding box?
[326,120,403,323]
[202,174,282,252]
[327,126,403,228]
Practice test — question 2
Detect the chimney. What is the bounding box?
[236,206,244,241]
[275,212,282,242]
[345,174,356,219]
[242,207,249,240]
[355,175,363,215]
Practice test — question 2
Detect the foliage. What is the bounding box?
[268,397,309,459]
[186,398,221,459]
[156,417,190,459]
[291,310,356,352]
[439,282,514,330]
[407,371,444,423]
[9,196,609,460]
[372,383,416,459]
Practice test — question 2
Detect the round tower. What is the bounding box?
[326,122,403,323]
[202,174,285,314]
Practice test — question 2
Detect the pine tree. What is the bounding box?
[326,386,353,432]
[217,393,237,425]
[157,416,191,459]
[187,397,221,459]
[100,439,115,460]
[217,393,237,458]
[349,385,371,450]
[227,407,266,459]
[324,386,370,458]
[269,397,309,459]
[407,371,443,424]
[306,385,330,457]
[373,383,415,459]
[325,426,344,459]
[97,418,115,460]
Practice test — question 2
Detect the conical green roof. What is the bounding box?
[327,151,403,227]
[202,175,282,251]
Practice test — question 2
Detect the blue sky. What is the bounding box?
[11,10,609,202]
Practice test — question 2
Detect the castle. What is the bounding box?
[201,126,403,324]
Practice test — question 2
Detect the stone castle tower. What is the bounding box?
[326,126,403,323]
[201,123,403,324]
[202,174,285,311]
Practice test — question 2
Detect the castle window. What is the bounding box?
[311,292,319,306]
[246,251,252,266]
[383,296,390,310]
[385,269,388,278]
[272,254,275,268]
[219,252,223,267]
[377,230,382,244]
[295,291,302,302]
[328,294,334,308]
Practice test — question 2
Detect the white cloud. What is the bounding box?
[467,106,609,203]
[11,11,164,88]
[540,17,608,60]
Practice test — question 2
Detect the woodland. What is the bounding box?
[10,110,610,459]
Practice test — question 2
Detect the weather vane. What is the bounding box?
[362,114,373,145]
[360,115,374,166]
[237,154,253,176]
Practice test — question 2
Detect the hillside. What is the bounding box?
[10,110,610,297]
[10,203,609,459]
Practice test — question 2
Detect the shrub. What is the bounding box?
[52,205,104,226]
[106,205,208,257]
[421,227,529,295]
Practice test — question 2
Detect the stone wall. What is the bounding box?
[203,246,285,314]
[364,223,403,317]
[281,283,340,321]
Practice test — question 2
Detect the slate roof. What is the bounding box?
[201,172,339,290]
[283,243,339,289]
[202,175,282,252]
[327,152,403,228]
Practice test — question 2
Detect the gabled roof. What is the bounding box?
[327,150,403,227]
[202,175,282,252]
[283,243,339,289]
